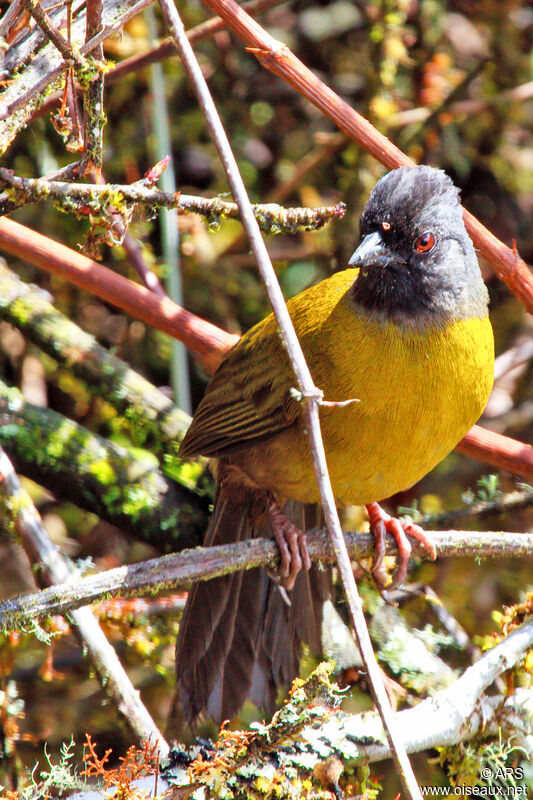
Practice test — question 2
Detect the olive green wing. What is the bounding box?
[179,315,300,459]
[179,269,357,459]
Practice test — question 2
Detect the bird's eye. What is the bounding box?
[414,231,435,253]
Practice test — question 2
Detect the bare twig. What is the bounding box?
[22,0,86,68]
[0,447,168,755]
[158,2,421,795]
[2,528,532,629]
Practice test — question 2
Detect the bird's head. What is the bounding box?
[349,166,489,327]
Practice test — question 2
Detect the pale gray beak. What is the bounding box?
[349,230,396,268]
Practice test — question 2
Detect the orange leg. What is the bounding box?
[365,502,437,589]
[267,496,311,591]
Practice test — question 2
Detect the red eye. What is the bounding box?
[414,231,435,253]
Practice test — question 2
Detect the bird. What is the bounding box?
[175,165,494,724]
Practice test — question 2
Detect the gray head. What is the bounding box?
[349,166,489,327]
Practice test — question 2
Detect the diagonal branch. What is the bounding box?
[198,0,533,315]
[157,1,423,796]
[0,447,168,755]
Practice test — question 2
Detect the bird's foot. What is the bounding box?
[267,496,311,591]
[365,501,437,590]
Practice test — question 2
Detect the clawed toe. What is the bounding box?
[366,502,436,590]
[267,497,310,591]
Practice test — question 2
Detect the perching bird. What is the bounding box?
[175,165,494,723]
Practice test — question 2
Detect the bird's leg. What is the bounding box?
[267,496,311,591]
[365,501,437,589]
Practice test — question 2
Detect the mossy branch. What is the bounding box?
[2,527,532,630]
[0,380,209,551]
[162,623,533,798]
[0,169,346,234]
[0,262,197,467]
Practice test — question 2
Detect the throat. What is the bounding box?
[350,266,445,326]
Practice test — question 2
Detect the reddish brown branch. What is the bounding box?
[0,217,237,374]
[457,426,533,481]
[198,0,533,314]
[0,216,531,482]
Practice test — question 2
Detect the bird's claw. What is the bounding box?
[366,502,436,590]
[267,498,311,591]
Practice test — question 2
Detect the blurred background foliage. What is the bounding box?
[1,0,533,796]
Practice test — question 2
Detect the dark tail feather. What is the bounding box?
[175,492,329,724]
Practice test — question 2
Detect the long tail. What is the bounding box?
[175,489,328,724]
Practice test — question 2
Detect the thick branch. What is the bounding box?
[0,380,209,550]
[1,528,531,629]
[0,216,238,374]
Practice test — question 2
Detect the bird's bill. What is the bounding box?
[349,230,395,268]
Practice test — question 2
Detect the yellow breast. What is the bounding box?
[233,270,494,505]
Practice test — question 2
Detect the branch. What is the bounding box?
[163,625,533,795]
[157,1,422,795]
[302,620,533,765]
[418,486,533,530]
[198,0,533,315]
[0,379,209,550]
[0,262,194,461]
[33,0,289,121]
[0,447,168,755]
[0,169,345,232]
[2,528,531,629]
[457,425,533,480]
[0,216,238,375]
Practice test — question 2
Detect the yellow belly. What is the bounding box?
[233,289,494,505]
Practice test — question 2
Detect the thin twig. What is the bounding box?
[22,0,86,68]
[0,169,345,232]
[0,447,169,755]
[157,2,422,796]
[2,528,532,629]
